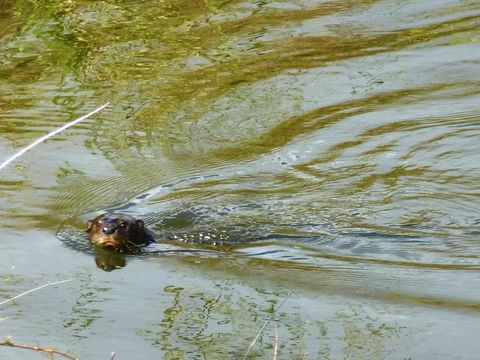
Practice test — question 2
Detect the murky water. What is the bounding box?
[1,0,480,358]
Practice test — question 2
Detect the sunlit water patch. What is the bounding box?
[1,0,480,358]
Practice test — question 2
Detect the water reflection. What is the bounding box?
[1,0,480,358]
[3,0,480,292]
[94,250,127,271]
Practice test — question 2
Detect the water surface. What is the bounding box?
[1,0,480,358]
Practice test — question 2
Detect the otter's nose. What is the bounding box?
[101,225,116,235]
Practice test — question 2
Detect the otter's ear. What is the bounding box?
[136,219,144,230]
[86,220,93,233]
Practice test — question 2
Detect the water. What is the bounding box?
[1,0,480,358]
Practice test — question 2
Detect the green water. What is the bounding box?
[1,0,480,359]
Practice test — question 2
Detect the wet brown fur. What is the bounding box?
[86,213,150,251]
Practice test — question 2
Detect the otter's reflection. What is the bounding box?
[92,245,229,272]
[94,250,127,271]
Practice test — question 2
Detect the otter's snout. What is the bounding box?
[101,223,117,235]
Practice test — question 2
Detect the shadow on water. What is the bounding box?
[1,0,480,358]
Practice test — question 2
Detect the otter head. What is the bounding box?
[86,213,148,251]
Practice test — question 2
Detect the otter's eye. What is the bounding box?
[119,222,126,228]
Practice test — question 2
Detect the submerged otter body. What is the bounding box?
[86,213,152,252]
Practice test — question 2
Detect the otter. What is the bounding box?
[86,213,153,252]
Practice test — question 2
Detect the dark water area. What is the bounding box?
[1,0,480,358]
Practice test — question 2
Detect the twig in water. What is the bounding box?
[243,289,294,360]
[0,102,110,172]
[0,339,78,360]
[273,323,279,360]
[0,279,72,306]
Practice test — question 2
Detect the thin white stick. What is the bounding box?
[0,279,72,306]
[243,289,294,360]
[273,323,279,360]
[0,102,110,172]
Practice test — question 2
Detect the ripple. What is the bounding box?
[1,0,479,311]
